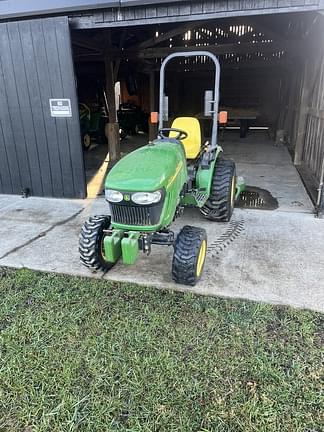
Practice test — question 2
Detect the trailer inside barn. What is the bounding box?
[0,0,323,215]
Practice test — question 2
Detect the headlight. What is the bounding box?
[105,189,123,203]
[132,191,162,205]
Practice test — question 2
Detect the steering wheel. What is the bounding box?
[158,128,188,141]
[79,103,91,121]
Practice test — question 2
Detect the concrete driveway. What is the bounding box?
[0,193,323,312]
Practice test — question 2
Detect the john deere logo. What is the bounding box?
[124,194,131,201]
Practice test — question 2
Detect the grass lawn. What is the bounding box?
[0,268,322,432]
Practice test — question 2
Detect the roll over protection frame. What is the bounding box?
[158,51,221,151]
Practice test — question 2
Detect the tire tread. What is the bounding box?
[201,158,236,222]
[79,215,114,272]
[172,225,207,286]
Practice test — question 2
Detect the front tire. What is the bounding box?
[200,159,236,222]
[172,226,207,286]
[79,215,115,272]
[82,133,91,151]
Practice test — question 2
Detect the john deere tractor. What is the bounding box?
[79,52,244,286]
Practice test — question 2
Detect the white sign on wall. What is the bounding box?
[49,99,72,117]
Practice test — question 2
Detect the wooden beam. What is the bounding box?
[294,62,312,165]
[141,58,290,72]
[130,21,205,50]
[105,58,117,122]
[148,71,157,141]
[283,66,299,145]
[113,29,127,80]
[102,41,293,59]
[104,30,120,161]
[241,17,285,42]
[74,54,289,72]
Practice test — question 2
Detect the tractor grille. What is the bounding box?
[110,203,161,226]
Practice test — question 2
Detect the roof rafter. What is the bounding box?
[130,21,209,50]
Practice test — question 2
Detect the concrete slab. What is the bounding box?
[0,195,84,223]
[0,195,85,259]
[222,131,313,213]
[0,133,321,312]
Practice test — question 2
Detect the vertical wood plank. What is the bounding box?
[0,55,19,193]
[55,17,86,198]
[8,21,44,196]
[0,119,13,193]
[19,20,54,196]
[0,23,32,193]
[293,62,311,164]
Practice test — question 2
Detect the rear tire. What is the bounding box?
[172,226,207,286]
[200,158,236,222]
[79,215,115,272]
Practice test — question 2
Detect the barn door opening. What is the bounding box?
[0,16,86,198]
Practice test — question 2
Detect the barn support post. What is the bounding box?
[104,31,120,161]
[283,68,297,147]
[148,70,157,141]
[294,62,313,165]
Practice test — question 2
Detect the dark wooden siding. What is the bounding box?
[0,16,86,198]
[1,0,322,22]
[71,0,323,28]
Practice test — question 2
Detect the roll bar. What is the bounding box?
[159,51,221,149]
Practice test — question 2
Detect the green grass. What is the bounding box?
[0,268,322,432]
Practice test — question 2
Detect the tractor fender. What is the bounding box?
[196,146,223,206]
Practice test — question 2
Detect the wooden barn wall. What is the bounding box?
[302,58,324,180]
[278,19,324,211]
[0,17,86,198]
[71,0,323,28]
[280,47,324,174]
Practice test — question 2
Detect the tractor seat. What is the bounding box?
[170,117,201,159]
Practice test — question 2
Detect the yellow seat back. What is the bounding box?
[170,117,201,159]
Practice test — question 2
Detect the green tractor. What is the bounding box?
[79,52,245,286]
[79,103,107,151]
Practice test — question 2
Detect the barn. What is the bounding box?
[0,0,323,216]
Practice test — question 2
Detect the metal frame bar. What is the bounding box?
[158,51,221,149]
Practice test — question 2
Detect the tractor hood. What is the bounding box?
[105,140,186,192]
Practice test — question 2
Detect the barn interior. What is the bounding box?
[71,11,323,211]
